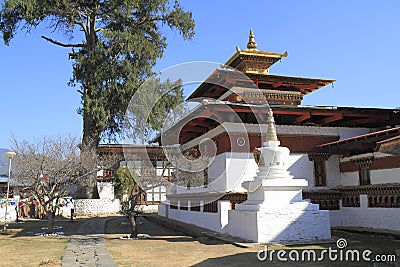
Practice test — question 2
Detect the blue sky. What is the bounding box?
[1,0,399,149]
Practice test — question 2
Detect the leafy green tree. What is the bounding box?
[114,165,143,238]
[0,0,194,198]
[114,166,139,201]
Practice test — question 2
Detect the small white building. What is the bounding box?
[98,145,170,211]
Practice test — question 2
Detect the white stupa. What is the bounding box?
[227,110,331,243]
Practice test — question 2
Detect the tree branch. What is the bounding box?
[41,36,84,48]
[74,19,89,37]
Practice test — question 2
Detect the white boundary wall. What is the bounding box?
[341,195,400,231]
[74,199,120,215]
[329,210,343,227]
[160,200,231,233]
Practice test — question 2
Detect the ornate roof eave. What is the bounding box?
[248,72,335,86]
[186,69,335,100]
[316,126,400,155]
[151,104,399,145]
[377,135,400,155]
[224,48,288,68]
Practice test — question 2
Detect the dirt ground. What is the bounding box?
[104,216,400,267]
[105,216,262,267]
[0,216,82,267]
[1,215,399,267]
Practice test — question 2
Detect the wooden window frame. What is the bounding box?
[359,166,371,186]
[308,153,330,188]
[314,159,327,187]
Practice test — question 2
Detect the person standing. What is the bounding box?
[70,198,74,222]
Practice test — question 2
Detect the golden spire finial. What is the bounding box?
[247,28,257,50]
[266,109,278,141]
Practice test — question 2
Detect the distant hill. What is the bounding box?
[0,148,10,175]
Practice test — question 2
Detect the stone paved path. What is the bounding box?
[62,217,117,267]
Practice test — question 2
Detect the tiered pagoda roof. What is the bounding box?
[187,29,335,106]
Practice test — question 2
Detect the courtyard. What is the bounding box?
[1,214,399,266]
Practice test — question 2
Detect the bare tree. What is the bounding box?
[12,135,119,233]
[167,147,210,190]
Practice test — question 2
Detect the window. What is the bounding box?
[314,160,327,187]
[190,201,201,212]
[355,159,372,186]
[359,167,371,185]
[308,153,329,187]
[180,201,188,210]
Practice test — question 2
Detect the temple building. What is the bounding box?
[100,30,400,241]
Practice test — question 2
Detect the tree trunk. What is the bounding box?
[76,112,103,199]
[47,211,55,234]
[128,211,138,238]
[76,179,100,199]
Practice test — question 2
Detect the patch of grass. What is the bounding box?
[0,217,82,266]
[0,230,68,266]
[105,217,264,267]
[104,217,400,266]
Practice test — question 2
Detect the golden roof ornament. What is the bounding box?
[247,28,257,50]
[266,109,278,141]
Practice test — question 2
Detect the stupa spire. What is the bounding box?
[266,109,278,141]
[247,28,257,50]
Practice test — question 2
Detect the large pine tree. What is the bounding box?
[0,0,195,198]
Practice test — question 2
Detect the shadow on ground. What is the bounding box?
[191,251,379,267]
[3,215,119,238]
[105,216,226,245]
[105,215,400,267]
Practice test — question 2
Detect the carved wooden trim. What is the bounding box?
[308,152,330,161]
[353,157,373,169]
[302,190,341,210]
[303,184,400,209]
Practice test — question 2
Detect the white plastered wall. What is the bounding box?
[167,200,231,233]
[97,182,114,200]
[286,154,313,188]
[209,152,318,192]
[205,152,342,192]
[225,152,258,192]
[206,153,227,192]
[340,168,400,186]
[340,172,359,186]
[341,195,400,231]
[371,168,400,184]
